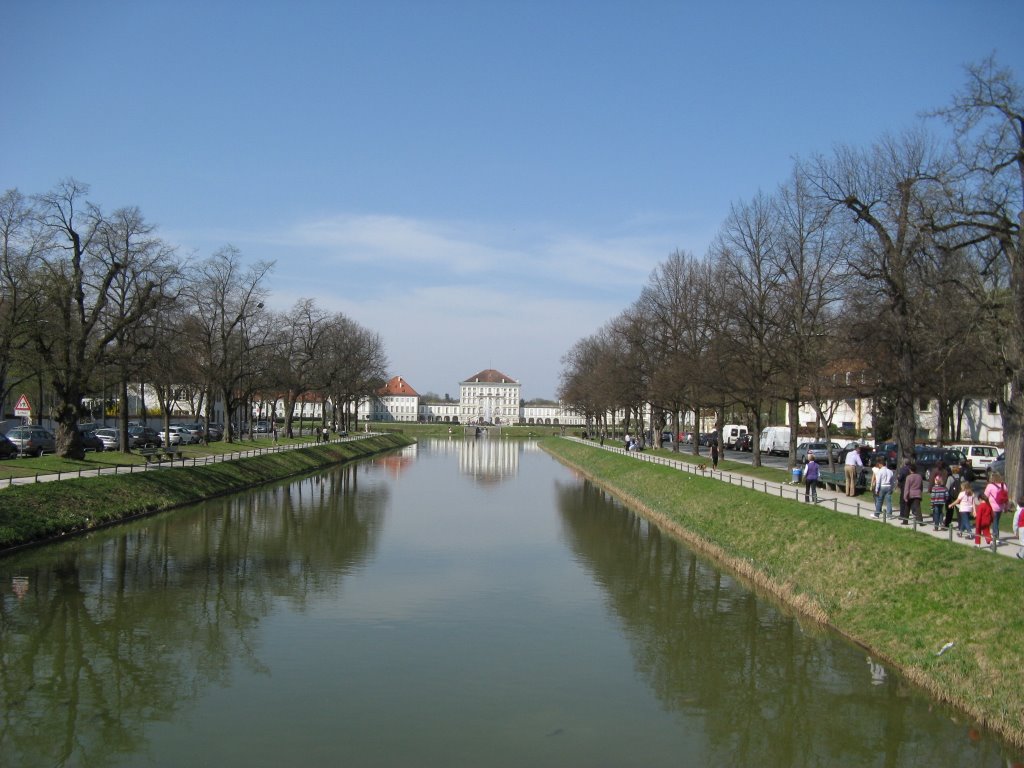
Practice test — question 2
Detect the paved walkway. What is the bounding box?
[0,433,384,490]
[567,437,1023,560]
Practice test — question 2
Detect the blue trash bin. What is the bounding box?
[791,467,802,484]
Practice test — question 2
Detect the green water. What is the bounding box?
[0,439,1015,766]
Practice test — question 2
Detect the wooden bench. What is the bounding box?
[138,446,183,463]
[138,447,161,463]
[817,468,870,492]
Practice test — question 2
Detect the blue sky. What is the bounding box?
[4,1,1022,399]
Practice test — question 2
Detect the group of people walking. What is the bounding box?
[803,451,1021,555]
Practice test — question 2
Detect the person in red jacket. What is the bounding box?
[974,490,994,548]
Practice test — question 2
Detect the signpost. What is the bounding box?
[14,393,32,422]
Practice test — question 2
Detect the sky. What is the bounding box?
[4,1,1023,400]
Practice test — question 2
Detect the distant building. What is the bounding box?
[459,369,521,425]
[356,368,584,425]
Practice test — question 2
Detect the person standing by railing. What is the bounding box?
[872,458,894,519]
[803,453,820,503]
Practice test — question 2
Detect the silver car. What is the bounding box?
[5,426,57,457]
[93,428,120,450]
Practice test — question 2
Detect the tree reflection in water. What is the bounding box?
[0,462,386,768]
[554,478,1008,767]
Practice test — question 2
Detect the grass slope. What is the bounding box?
[542,437,1024,750]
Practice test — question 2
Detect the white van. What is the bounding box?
[721,424,748,449]
[950,444,1000,477]
[759,426,791,456]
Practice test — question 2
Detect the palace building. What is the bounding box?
[356,369,584,426]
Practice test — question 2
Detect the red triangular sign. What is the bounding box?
[14,394,31,412]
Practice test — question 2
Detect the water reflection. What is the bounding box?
[0,441,1017,767]
[428,434,522,482]
[554,478,1011,767]
[0,463,386,768]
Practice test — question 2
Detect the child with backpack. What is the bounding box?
[974,489,994,548]
[984,472,1010,542]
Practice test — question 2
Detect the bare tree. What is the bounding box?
[810,130,948,464]
[0,189,45,414]
[932,56,1024,496]
[28,180,171,458]
[712,192,786,465]
[181,246,272,444]
[771,165,850,463]
[96,206,179,451]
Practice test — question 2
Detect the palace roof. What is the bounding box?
[377,376,419,397]
[461,369,519,385]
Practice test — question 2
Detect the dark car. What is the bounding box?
[77,427,105,452]
[127,426,163,448]
[735,433,753,451]
[698,433,716,446]
[913,446,966,483]
[0,433,17,459]
[870,441,899,469]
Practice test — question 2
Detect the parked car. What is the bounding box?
[949,444,1000,478]
[127,426,163,448]
[913,446,966,482]
[254,420,272,434]
[176,423,207,441]
[5,426,57,457]
[870,441,899,470]
[160,426,185,446]
[0,433,18,459]
[698,433,716,446]
[77,428,106,452]
[169,425,203,444]
[735,433,753,451]
[93,428,120,450]
[206,422,224,441]
[988,455,1005,480]
[795,441,840,464]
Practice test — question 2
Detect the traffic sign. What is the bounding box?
[14,394,31,418]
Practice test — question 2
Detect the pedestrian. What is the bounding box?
[872,457,894,519]
[272,425,278,444]
[1013,495,1024,560]
[844,442,863,496]
[804,452,820,503]
[943,464,963,529]
[929,470,948,530]
[897,458,912,520]
[711,441,719,470]
[950,481,976,538]
[983,472,1010,542]
[322,426,329,443]
[901,462,924,525]
[974,489,994,547]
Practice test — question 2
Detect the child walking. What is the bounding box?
[929,472,948,531]
[950,483,975,538]
[974,489,994,548]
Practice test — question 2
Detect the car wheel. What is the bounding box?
[34,447,44,458]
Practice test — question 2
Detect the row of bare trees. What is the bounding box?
[559,57,1024,497]
[0,180,388,459]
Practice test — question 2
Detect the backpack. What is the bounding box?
[995,484,1009,506]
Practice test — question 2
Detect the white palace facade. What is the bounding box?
[357,369,586,426]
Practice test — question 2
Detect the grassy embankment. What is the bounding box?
[542,437,1024,750]
[0,433,412,552]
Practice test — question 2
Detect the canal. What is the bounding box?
[0,438,1015,766]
